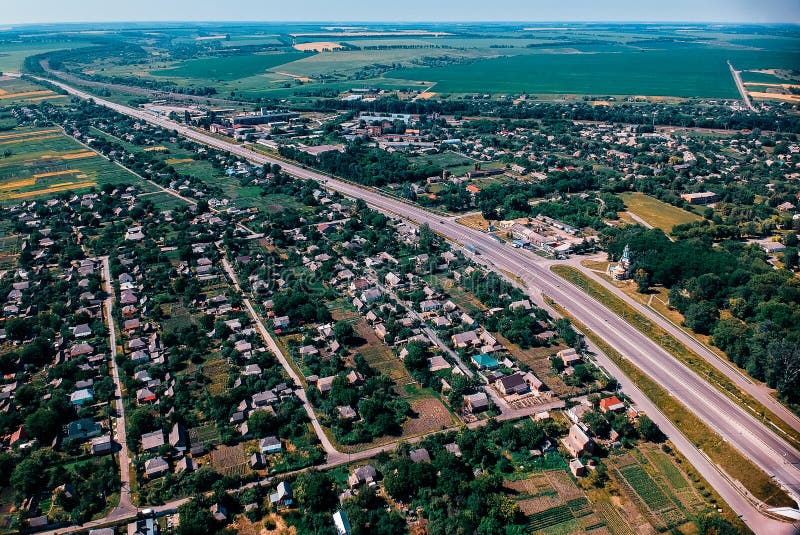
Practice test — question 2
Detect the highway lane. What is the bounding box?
[559,256,800,440]
[38,76,800,527]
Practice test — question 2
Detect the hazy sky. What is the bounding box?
[4,0,800,25]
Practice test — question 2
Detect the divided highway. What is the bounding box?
[38,76,800,532]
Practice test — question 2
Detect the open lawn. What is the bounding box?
[0,77,66,105]
[353,318,412,386]
[618,192,702,232]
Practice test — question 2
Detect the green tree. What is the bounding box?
[294,470,336,513]
[782,247,798,270]
[11,448,59,496]
[637,415,664,442]
[333,321,355,344]
[25,408,62,444]
[683,301,720,335]
[247,410,276,437]
[177,498,219,535]
[581,410,610,438]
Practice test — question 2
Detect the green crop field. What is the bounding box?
[0,127,156,204]
[389,46,800,97]
[619,192,702,232]
[151,51,312,81]
[0,76,67,106]
[619,465,673,512]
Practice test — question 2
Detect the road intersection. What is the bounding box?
[38,75,800,533]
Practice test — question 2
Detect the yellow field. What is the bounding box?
[0,178,36,191]
[0,90,53,100]
[3,181,96,200]
[273,71,314,83]
[293,41,344,52]
[59,151,97,160]
[24,95,67,102]
[165,158,194,165]
[749,92,800,103]
[144,146,167,152]
[618,192,702,232]
[416,91,437,99]
[456,213,491,231]
[0,134,60,145]
[0,89,6,95]
[33,169,80,179]
[0,169,80,193]
[743,82,800,90]
[0,128,60,140]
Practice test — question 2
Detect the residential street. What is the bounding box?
[98,256,136,518]
[38,75,800,533]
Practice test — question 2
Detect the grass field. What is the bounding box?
[389,46,800,97]
[0,41,91,73]
[0,76,66,105]
[0,126,156,203]
[618,192,702,232]
[151,52,312,81]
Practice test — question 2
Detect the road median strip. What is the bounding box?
[551,264,800,448]
[546,298,794,509]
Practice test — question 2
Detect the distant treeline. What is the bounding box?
[305,96,800,133]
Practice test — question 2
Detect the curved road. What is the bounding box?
[36,76,800,533]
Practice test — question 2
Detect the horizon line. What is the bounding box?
[4,20,800,27]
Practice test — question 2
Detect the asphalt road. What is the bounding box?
[560,256,800,441]
[729,61,757,112]
[37,76,800,532]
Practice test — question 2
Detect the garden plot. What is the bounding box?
[211,444,252,479]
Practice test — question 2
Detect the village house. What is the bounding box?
[557,348,582,367]
[562,424,594,457]
[452,330,479,348]
[91,434,113,455]
[496,373,530,396]
[599,396,626,414]
[141,430,165,452]
[144,457,169,478]
[169,423,188,451]
[464,392,490,413]
[348,464,378,488]
[409,448,431,463]
[260,436,283,455]
[270,481,293,507]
